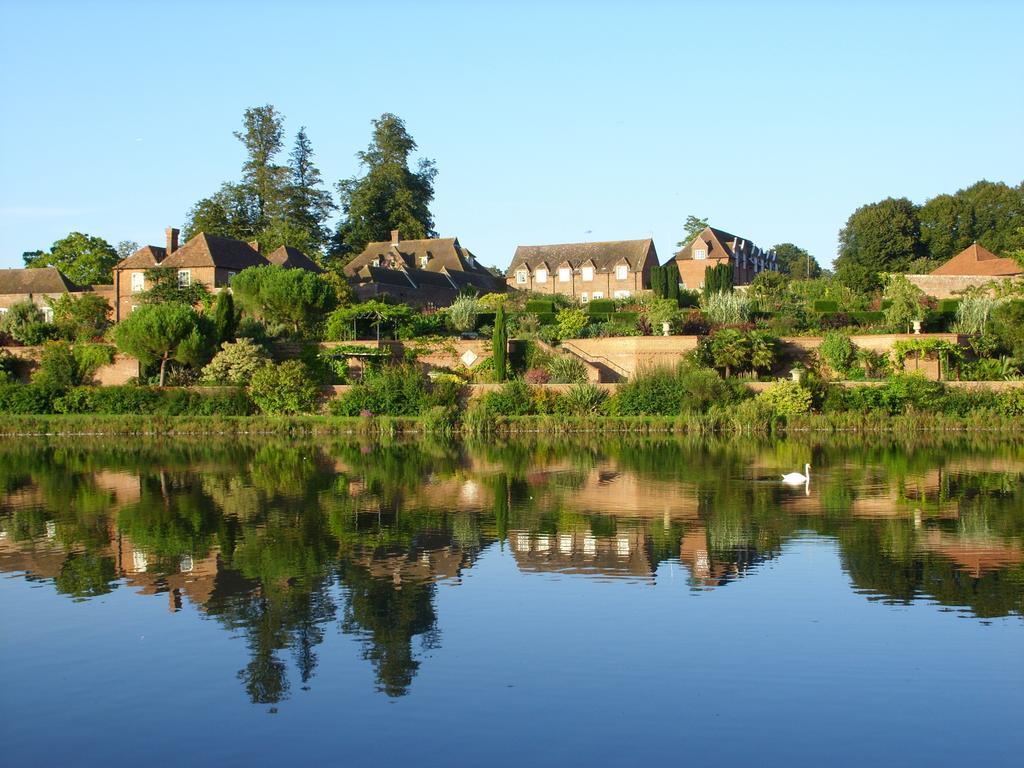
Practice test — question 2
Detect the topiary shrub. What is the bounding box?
[248,361,319,415]
[587,299,616,315]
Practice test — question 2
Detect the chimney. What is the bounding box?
[391,229,400,246]
[249,240,261,254]
[166,227,179,254]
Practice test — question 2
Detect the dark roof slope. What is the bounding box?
[345,236,494,279]
[0,267,80,295]
[159,233,267,271]
[266,245,322,273]
[508,239,654,274]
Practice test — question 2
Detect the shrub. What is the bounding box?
[483,380,534,416]
[555,308,589,340]
[0,350,15,384]
[812,300,840,313]
[997,388,1024,416]
[851,311,886,327]
[882,274,926,332]
[201,338,272,386]
[709,328,750,377]
[612,366,684,416]
[701,292,751,325]
[248,361,319,415]
[446,295,480,333]
[32,342,79,390]
[331,364,429,416]
[526,300,556,314]
[0,383,59,414]
[546,355,588,384]
[0,301,53,345]
[876,374,946,415]
[73,344,115,384]
[990,300,1024,357]
[587,299,616,315]
[555,383,608,415]
[755,381,813,418]
[524,368,551,384]
[49,293,111,341]
[819,331,856,377]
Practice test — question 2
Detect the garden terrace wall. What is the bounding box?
[558,336,701,381]
[321,339,494,377]
[906,274,1020,299]
[777,333,964,381]
[1,346,139,385]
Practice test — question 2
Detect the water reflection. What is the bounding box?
[1,436,1022,704]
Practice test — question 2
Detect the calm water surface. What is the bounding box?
[1,436,1022,766]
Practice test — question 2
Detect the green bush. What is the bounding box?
[482,380,535,416]
[554,383,608,415]
[0,351,15,384]
[32,342,79,390]
[526,300,556,314]
[546,355,588,383]
[556,308,589,340]
[201,338,271,386]
[997,388,1024,416]
[612,367,684,416]
[755,380,813,417]
[851,311,885,326]
[812,300,839,313]
[0,383,59,414]
[73,344,115,383]
[249,361,319,415]
[937,298,961,316]
[50,386,253,416]
[587,299,616,314]
[819,331,856,377]
[331,364,429,416]
[535,312,557,326]
[0,301,54,346]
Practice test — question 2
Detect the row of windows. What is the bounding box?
[579,290,631,303]
[515,265,630,284]
[128,269,235,293]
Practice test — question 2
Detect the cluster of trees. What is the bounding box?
[835,180,1024,291]
[184,107,437,264]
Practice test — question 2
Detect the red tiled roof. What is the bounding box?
[930,243,1022,277]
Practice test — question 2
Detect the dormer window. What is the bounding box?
[558,266,571,283]
[581,266,594,282]
[516,269,528,285]
[694,248,707,260]
[536,267,548,284]
[615,264,629,280]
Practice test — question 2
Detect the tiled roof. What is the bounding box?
[508,239,654,274]
[115,245,167,270]
[345,235,494,280]
[159,233,267,271]
[266,245,322,273]
[930,243,1022,277]
[0,267,80,295]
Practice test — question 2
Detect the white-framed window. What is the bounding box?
[615,264,629,280]
[41,306,54,323]
[592,291,604,300]
[131,271,145,292]
[558,266,571,283]
[581,292,589,303]
[516,269,528,285]
[177,269,191,288]
[0,307,8,316]
[613,290,631,299]
[693,248,707,260]
[536,267,548,284]
[581,265,594,282]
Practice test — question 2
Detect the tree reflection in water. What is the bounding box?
[0,434,1022,704]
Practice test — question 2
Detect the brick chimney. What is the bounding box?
[391,229,400,246]
[166,227,179,254]
[249,240,261,253]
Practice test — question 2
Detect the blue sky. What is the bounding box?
[1,0,1021,271]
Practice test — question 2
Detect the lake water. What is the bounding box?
[1,435,1022,766]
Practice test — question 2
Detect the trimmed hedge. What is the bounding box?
[812,300,839,313]
[587,299,616,314]
[851,311,886,326]
[536,312,557,326]
[526,300,556,314]
[937,298,961,315]
[613,311,639,323]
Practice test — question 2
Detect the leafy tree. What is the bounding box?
[709,328,750,377]
[918,192,973,265]
[114,303,212,386]
[493,304,507,382]
[202,338,271,386]
[283,127,336,253]
[676,215,709,249]
[836,197,923,292]
[446,295,479,333]
[748,270,789,311]
[230,265,337,335]
[182,183,258,241]
[882,274,927,333]
[32,341,78,389]
[332,113,437,258]
[48,292,111,341]
[23,232,118,285]
[772,242,821,278]
[116,240,139,261]
[214,290,237,344]
[953,180,1024,257]
[0,301,52,345]
[137,267,211,306]
[235,104,288,228]
[248,361,318,415]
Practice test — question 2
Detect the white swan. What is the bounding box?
[781,463,811,485]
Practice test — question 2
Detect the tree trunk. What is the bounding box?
[725,365,731,378]
[159,354,168,387]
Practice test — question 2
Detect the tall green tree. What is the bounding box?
[284,127,336,253]
[231,265,337,335]
[214,290,237,344]
[650,265,666,298]
[835,197,923,292]
[676,215,709,249]
[182,184,258,241]
[493,304,507,382]
[772,242,821,278]
[332,113,437,259]
[664,261,681,302]
[23,232,119,285]
[234,104,288,228]
[114,303,211,386]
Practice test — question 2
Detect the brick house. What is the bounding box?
[674,227,778,290]
[343,230,504,307]
[112,228,319,321]
[506,239,658,302]
[0,267,112,321]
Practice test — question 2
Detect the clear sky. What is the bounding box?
[1,0,1021,272]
